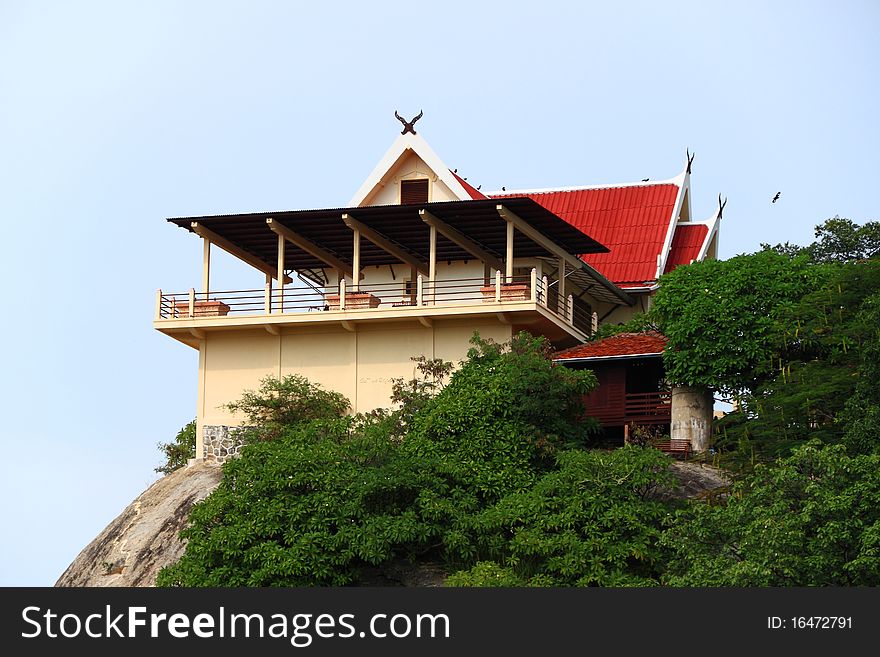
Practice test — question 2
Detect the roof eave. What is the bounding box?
[554,351,664,364]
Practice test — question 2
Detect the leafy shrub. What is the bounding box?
[225,374,350,441]
[448,447,677,586]
[156,416,439,586]
[155,420,196,475]
[662,443,880,586]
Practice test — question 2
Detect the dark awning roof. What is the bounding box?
[168,197,602,269]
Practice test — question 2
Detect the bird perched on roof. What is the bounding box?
[477,185,481,190]
[772,192,781,203]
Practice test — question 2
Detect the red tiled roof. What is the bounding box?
[450,171,488,200]
[492,184,679,286]
[554,332,667,361]
[664,223,708,274]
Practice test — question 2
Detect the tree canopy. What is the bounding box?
[662,443,880,586]
[651,250,819,396]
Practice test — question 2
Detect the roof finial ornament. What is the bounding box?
[686,148,695,174]
[717,193,727,220]
[394,109,423,135]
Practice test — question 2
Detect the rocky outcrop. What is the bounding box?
[666,460,731,501]
[55,461,222,587]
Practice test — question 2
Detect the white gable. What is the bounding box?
[349,132,472,207]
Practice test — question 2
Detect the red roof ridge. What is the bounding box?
[485,175,683,198]
[553,331,667,361]
[449,170,488,200]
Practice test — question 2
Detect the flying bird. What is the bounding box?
[501,186,506,191]
[642,178,649,182]
[772,192,781,204]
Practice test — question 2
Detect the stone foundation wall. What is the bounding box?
[202,425,247,463]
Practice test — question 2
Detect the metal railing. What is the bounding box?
[156,268,595,335]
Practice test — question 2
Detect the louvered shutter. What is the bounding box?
[400,179,429,204]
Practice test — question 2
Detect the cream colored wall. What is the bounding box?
[200,329,280,429]
[367,151,458,206]
[197,319,513,440]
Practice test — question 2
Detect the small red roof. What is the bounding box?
[492,184,680,287]
[664,223,708,274]
[554,332,667,361]
[450,171,488,200]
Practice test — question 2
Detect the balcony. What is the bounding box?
[155,270,597,347]
[585,391,672,427]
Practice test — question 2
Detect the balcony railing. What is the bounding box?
[584,391,671,427]
[157,270,597,336]
[624,391,672,423]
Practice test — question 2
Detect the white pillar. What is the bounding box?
[506,221,514,282]
[557,256,566,316]
[352,229,360,292]
[428,224,436,305]
[202,238,211,301]
[265,274,272,314]
[277,233,285,312]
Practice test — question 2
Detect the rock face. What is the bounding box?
[55,461,222,587]
[666,461,731,501]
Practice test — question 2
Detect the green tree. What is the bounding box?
[651,250,819,396]
[662,443,880,586]
[839,290,880,455]
[225,374,350,441]
[810,216,880,263]
[448,446,677,586]
[714,259,880,457]
[155,420,196,475]
[762,216,880,263]
[156,416,437,586]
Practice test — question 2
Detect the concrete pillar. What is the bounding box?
[671,385,714,452]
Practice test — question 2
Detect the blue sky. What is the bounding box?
[1,1,877,586]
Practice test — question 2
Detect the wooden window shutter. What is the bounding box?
[400,179,429,205]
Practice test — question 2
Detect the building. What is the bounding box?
[154,117,722,460]
[554,332,670,442]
